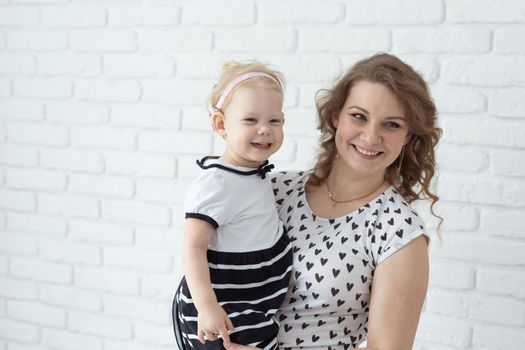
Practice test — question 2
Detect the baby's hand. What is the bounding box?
[197,302,235,346]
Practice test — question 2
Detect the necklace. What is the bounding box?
[326,178,385,207]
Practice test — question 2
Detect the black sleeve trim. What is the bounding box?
[185,213,219,229]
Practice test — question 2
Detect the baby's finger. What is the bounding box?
[218,327,231,346]
[204,330,218,342]
[226,317,235,331]
[197,328,206,344]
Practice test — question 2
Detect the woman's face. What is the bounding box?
[332,80,411,180]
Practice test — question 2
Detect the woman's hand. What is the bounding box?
[197,302,235,346]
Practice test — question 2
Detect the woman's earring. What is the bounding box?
[397,146,405,173]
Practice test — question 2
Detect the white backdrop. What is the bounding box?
[1,0,525,349]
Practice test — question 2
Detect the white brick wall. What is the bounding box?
[0,0,524,349]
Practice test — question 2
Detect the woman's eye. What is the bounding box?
[351,113,366,121]
[385,122,401,129]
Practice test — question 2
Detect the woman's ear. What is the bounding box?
[212,112,227,137]
[332,115,339,129]
[404,133,412,145]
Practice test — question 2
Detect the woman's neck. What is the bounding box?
[326,162,387,201]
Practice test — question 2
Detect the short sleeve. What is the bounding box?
[373,193,429,265]
[184,172,233,229]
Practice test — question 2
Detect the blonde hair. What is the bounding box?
[309,53,442,225]
[208,60,285,114]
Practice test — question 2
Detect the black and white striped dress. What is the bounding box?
[173,157,293,350]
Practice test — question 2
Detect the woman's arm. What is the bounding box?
[225,235,429,350]
[183,219,235,346]
[365,235,429,350]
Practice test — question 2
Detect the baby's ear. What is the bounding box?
[211,111,227,137]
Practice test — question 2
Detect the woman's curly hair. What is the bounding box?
[309,53,442,223]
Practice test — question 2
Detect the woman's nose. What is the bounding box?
[361,124,381,143]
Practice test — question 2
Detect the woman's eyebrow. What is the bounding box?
[347,106,406,120]
[346,105,369,114]
[385,116,406,121]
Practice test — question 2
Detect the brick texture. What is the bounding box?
[0,1,524,349]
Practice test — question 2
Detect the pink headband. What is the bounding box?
[214,71,282,111]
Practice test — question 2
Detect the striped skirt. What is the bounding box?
[173,232,293,350]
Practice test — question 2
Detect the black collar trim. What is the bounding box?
[196,156,274,179]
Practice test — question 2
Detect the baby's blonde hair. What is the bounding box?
[208,60,285,114]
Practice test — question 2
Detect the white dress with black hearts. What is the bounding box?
[271,171,429,350]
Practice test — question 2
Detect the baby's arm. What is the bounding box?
[183,218,235,346]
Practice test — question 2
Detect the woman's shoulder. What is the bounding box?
[387,187,424,217]
[270,169,311,208]
[270,170,310,190]
[370,186,428,263]
[374,187,425,223]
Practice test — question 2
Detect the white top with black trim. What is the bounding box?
[177,157,292,350]
[184,156,284,252]
[271,171,429,350]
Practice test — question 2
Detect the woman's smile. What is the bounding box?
[353,144,383,157]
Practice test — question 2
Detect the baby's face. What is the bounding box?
[219,84,284,168]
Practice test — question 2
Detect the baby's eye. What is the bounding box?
[270,119,283,125]
[243,118,257,124]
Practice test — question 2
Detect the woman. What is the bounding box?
[226,53,442,350]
